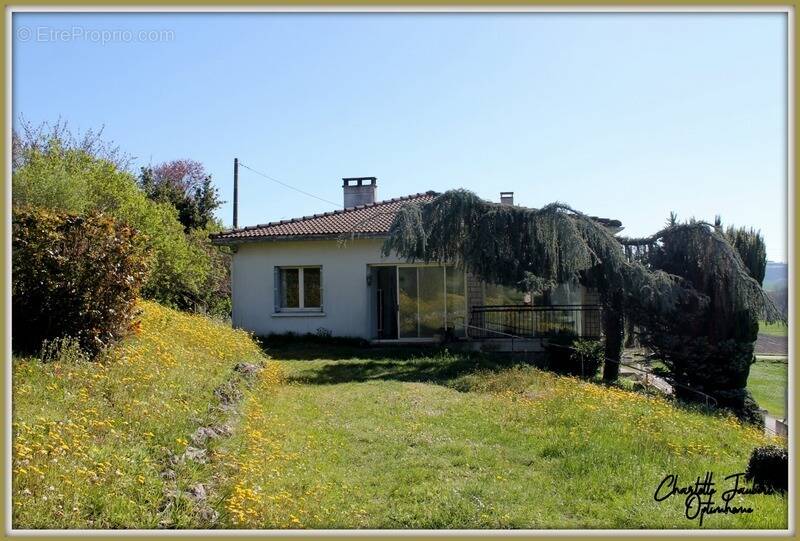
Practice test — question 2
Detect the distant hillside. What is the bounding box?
[764,261,788,291]
[763,262,788,318]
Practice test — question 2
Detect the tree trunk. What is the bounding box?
[602,291,624,382]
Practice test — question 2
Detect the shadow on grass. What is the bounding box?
[290,357,518,386]
[261,342,528,386]
[262,342,439,362]
[262,342,769,428]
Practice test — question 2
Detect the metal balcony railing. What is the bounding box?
[468,304,602,340]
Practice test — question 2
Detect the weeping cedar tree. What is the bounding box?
[720,218,767,286]
[381,190,782,420]
[623,219,776,423]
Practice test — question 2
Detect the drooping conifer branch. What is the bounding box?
[619,222,782,324]
[382,190,706,318]
[382,190,780,323]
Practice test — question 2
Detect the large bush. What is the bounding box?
[12,122,222,312]
[187,225,232,317]
[745,445,788,493]
[12,207,148,356]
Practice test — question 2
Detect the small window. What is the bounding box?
[276,266,322,311]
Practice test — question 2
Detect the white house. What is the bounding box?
[211,178,621,343]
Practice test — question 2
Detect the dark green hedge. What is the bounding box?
[12,207,148,357]
[745,445,788,493]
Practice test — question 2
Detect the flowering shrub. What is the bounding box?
[12,207,148,357]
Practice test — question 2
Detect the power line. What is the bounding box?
[238,162,341,209]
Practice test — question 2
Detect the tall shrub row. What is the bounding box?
[12,207,148,357]
[12,122,231,318]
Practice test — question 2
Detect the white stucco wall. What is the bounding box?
[231,238,403,338]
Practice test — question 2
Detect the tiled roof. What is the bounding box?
[210,191,438,243]
[210,191,623,244]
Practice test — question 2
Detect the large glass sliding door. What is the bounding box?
[398,267,419,339]
[418,267,445,337]
[372,266,398,339]
[395,266,464,339]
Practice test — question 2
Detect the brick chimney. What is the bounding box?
[500,191,514,206]
[343,177,377,208]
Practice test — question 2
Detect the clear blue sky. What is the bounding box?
[12,12,788,261]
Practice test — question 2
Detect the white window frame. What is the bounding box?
[275,265,323,313]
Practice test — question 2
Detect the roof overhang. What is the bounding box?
[210,232,388,246]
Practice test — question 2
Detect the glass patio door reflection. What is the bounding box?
[398,266,446,339]
[398,267,420,338]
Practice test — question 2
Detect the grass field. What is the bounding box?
[13,324,789,530]
[216,344,787,529]
[748,358,789,419]
[12,301,266,529]
[758,321,789,337]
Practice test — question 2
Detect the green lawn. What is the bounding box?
[758,321,789,337]
[14,331,789,530]
[216,344,787,529]
[748,358,789,419]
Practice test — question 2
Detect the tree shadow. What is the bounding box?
[288,358,507,386]
[262,342,441,362]
[262,342,529,386]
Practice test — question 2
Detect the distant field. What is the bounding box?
[748,358,788,420]
[758,321,788,337]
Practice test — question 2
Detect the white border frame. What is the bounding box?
[4,5,795,537]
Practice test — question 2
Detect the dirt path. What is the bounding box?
[755,334,788,356]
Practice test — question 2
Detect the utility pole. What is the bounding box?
[233,158,239,229]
